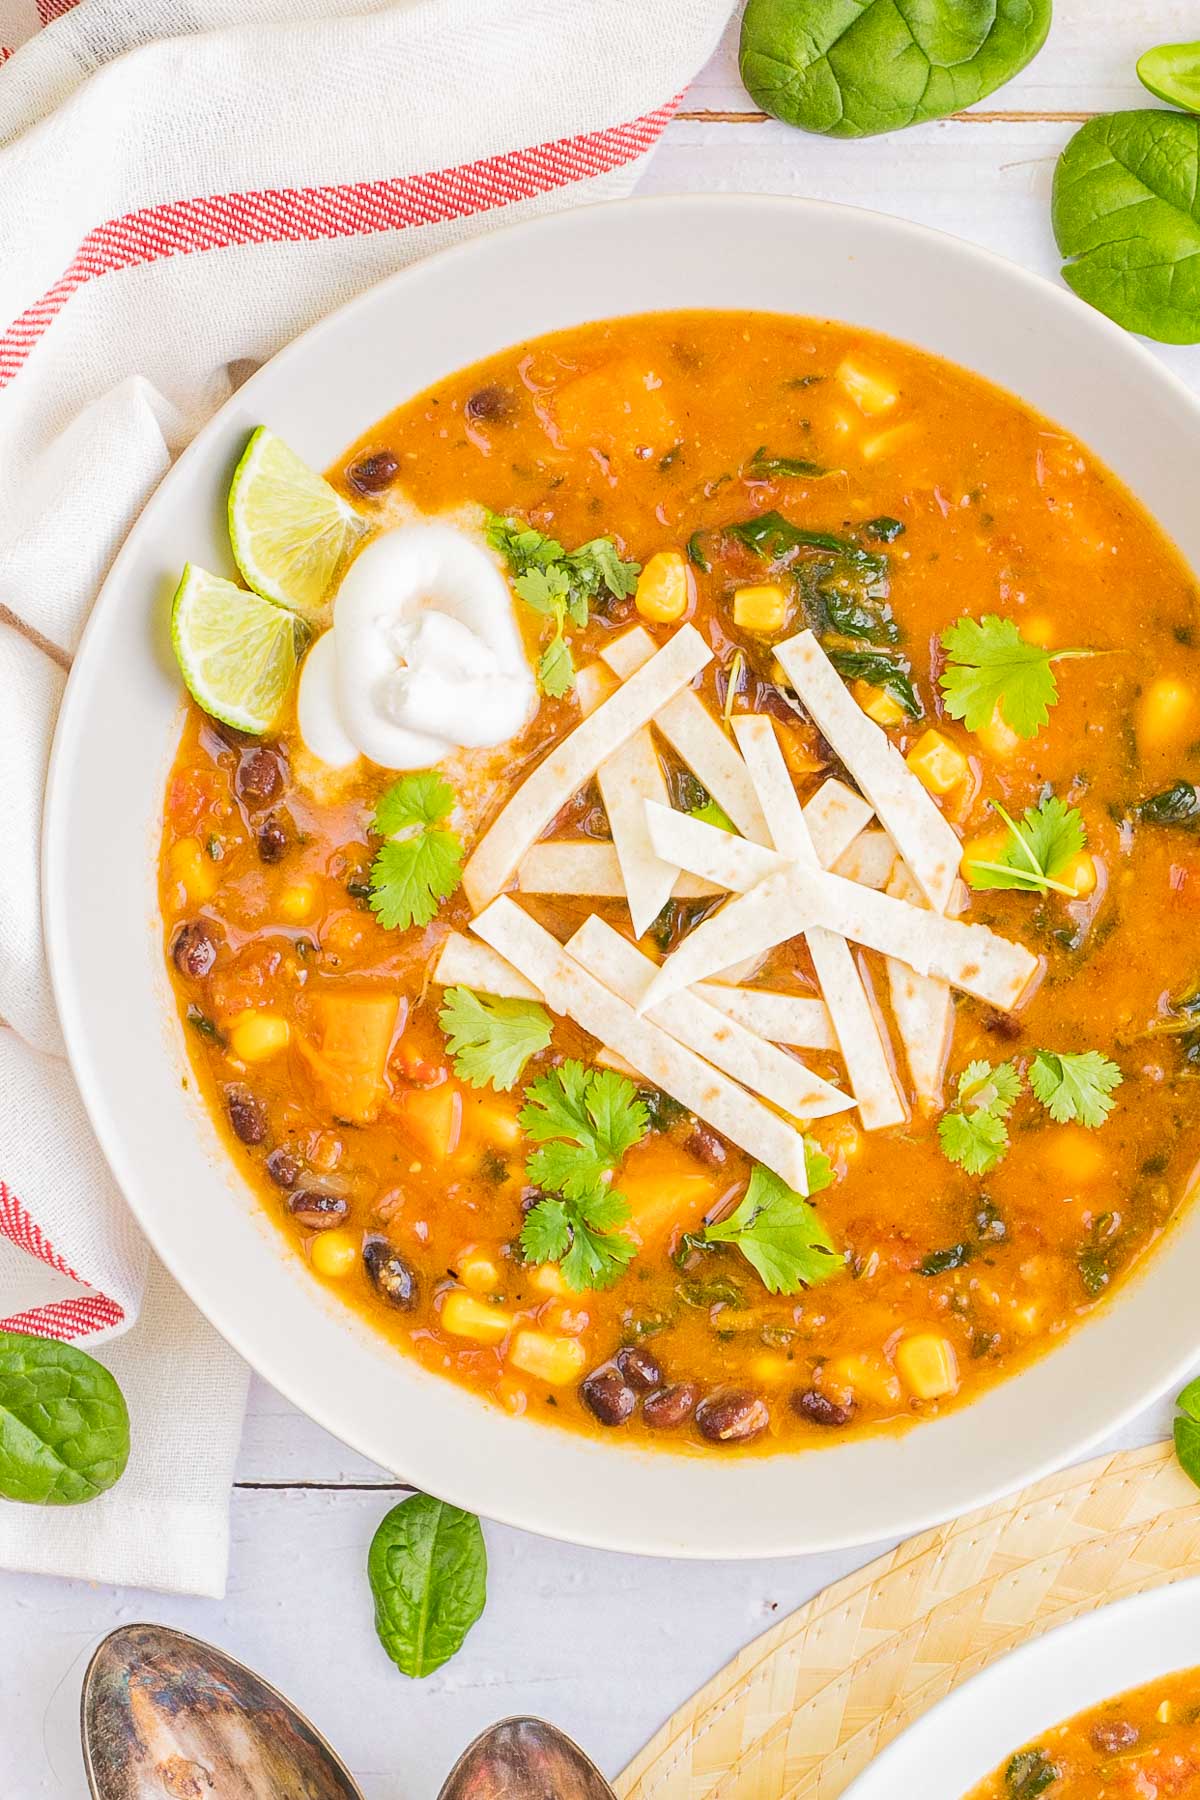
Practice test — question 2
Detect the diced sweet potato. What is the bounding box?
[301,989,400,1124]
[619,1139,722,1247]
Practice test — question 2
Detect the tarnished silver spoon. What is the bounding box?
[81,1622,618,1800]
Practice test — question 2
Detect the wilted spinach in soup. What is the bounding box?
[159,310,1200,1453]
[966,1665,1200,1797]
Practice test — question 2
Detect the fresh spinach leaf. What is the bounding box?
[1004,1748,1061,1798]
[1138,780,1200,827]
[1138,41,1200,113]
[1053,111,1200,344]
[919,1243,973,1276]
[368,1493,487,1678]
[0,1331,130,1505]
[740,0,1051,139]
[1174,1376,1200,1490]
[863,515,905,543]
[827,649,922,718]
[728,511,887,580]
[745,447,831,479]
[822,590,899,645]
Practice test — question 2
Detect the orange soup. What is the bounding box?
[159,311,1200,1451]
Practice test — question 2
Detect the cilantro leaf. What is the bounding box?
[437,987,552,1092]
[964,795,1087,896]
[368,773,463,930]
[1028,1050,1122,1127]
[703,1160,841,1295]
[518,1198,571,1265]
[939,614,1093,739]
[486,513,638,698]
[520,1187,637,1293]
[520,1062,648,1166]
[938,1059,1023,1175]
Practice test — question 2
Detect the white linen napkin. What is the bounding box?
[0,0,732,1595]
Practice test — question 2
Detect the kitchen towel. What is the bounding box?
[0,0,732,1595]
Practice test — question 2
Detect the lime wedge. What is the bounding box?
[228,427,364,621]
[171,564,306,734]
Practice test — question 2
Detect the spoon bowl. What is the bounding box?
[439,1716,618,1800]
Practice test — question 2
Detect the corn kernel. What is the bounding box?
[836,355,899,416]
[851,679,905,729]
[1022,615,1056,647]
[906,729,969,796]
[1157,1700,1174,1724]
[507,1329,588,1385]
[749,1353,792,1386]
[975,703,1022,759]
[634,550,691,624]
[529,1263,571,1297]
[441,1290,513,1344]
[860,422,917,463]
[310,1228,358,1279]
[169,836,220,904]
[824,1352,901,1408]
[1137,677,1195,753]
[895,1332,959,1401]
[961,827,1011,879]
[277,878,318,922]
[1042,1126,1106,1186]
[457,1249,502,1293]
[229,1010,290,1062]
[1058,849,1098,899]
[733,583,790,634]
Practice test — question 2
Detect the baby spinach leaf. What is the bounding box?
[368,1493,487,1678]
[1053,111,1200,344]
[739,0,1051,139]
[827,649,922,718]
[1138,41,1200,113]
[1174,1376,1200,1490]
[0,1330,130,1505]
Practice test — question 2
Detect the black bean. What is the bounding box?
[236,747,283,807]
[695,1389,770,1445]
[465,385,515,424]
[792,1387,853,1429]
[643,1383,699,1429]
[266,1148,300,1189]
[616,1346,661,1391]
[363,1238,419,1310]
[685,1123,727,1168]
[347,450,399,494]
[172,920,218,979]
[750,680,803,725]
[1090,1720,1138,1754]
[289,1190,349,1230]
[256,815,289,863]
[581,1366,636,1427]
[225,1085,268,1146]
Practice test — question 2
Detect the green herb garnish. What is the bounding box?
[964,795,1087,896]
[367,1494,486,1678]
[938,1060,1022,1176]
[1028,1050,1122,1127]
[744,447,831,480]
[827,648,922,718]
[486,514,638,697]
[518,1063,648,1291]
[939,614,1094,739]
[1004,1748,1061,1799]
[438,986,553,1092]
[702,1157,839,1295]
[368,772,464,930]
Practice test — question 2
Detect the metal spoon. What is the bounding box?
[81,1622,618,1800]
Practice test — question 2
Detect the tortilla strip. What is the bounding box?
[885,862,955,1113]
[697,984,835,1050]
[601,625,770,843]
[471,897,811,1191]
[567,915,851,1120]
[774,630,962,913]
[433,933,543,1001]
[834,827,897,891]
[642,802,786,894]
[730,716,907,1130]
[803,777,875,864]
[462,624,711,910]
[577,661,680,937]
[518,840,720,900]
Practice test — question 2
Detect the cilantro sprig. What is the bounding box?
[1028,1050,1122,1127]
[939,615,1095,740]
[964,795,1087,896]
[486,514,639,698]
[437,987,552,1093]
[938,1060,1022,1176]
[702,1154,840,1295]
[518,1062,649,1291]
[368,772,464,930]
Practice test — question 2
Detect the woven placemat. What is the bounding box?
[616,1443,1200,1800]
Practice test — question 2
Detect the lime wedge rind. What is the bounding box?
[171,563,305,735]
[227,426,365,622]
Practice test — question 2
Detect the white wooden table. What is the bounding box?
[6,6,1199,1793]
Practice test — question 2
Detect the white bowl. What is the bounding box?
[43,195,1200,1557]
[843,1578,1200,1797]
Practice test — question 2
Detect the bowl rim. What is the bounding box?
[41,192,1200,1557]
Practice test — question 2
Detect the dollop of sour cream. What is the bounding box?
[297,521,536,770]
